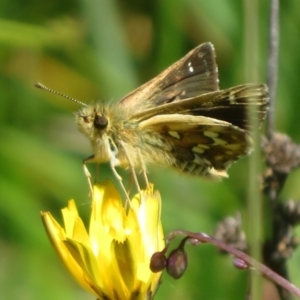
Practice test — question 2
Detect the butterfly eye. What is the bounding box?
[83,116,89,123]
[94,115,108,130]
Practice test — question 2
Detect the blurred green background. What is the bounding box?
[1,0,300,299]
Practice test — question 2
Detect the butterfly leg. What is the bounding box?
[108,157,131,202]
[106,138,132,201]
[83,159,94,194]
[83,154,129,201]
[119,141,141,193]
[138,149,149,187]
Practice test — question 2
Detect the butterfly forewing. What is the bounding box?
[131,83,268,130]
[118,42,219,114]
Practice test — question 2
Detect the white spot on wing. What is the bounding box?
[188,61,194,73]
[204,131,227,145]
[192,146,205,154]
[193,154,204,164]
[204,131,219,138]
[168,131,180,139]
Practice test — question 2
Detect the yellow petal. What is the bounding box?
[41,211,97,296]
[62,200,90,246]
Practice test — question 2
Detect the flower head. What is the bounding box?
[41,181,164,300]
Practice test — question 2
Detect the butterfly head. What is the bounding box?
[75,102,128,142]
[75,104,111,139]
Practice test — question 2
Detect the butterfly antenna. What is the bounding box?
[35,82,87,107]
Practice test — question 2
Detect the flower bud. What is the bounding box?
[166,246,188,279]
[150,251,167,273]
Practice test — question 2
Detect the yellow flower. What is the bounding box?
[41,181,165,300]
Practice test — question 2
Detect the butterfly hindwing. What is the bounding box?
[139,114,251,177]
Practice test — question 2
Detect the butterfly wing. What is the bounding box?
[139,114,251,178]
[118,42,219,113]
[131,84,269,130]
[116,43,268,178]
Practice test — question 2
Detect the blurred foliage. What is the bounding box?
[1,0,300,299]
